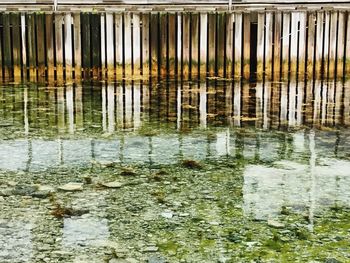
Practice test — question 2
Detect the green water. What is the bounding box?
[0,80,349,263]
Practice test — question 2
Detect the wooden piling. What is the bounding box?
[3,13,12,79]
[55,13,64,79]
[124,13,132,76]
[46,14,55,79]
[73,13,81,79]
[106,13,114,79]
[36,13,46,81]
[0,14,3,80]
[217,13,225,77]
[328,11,338,79]
[150,13,159,76]
[243,13,251,80]
[323,11,330,78]
[290,12,299,77]
[298,12,307,78]
[27,13,37,81]
[91,14,101,78]
[133,13,141,76]
[100,13,106,77]
[115,13,123,77]
[265,12,273,79]
[168,13,176,77]
[160,13,167,76]
[307,12,316,78]
[64,13,73,80]
[10,13,21,79]
[346,12,350,75]
[257,12,264,80]
[208,13,216,77]
[142,13,150,76]
[182,13,190,78]
[315,11,324,78]
[336,11,345,78]
[226,13,233,79]
[191,13,199,78]
[281,12,290,79]
[273,12,282,80]
[234,12,242,79]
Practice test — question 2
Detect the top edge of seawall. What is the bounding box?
[0,2,350,12]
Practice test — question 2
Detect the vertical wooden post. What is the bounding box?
[257,12,265,80]
[91,14,101,78]
[281,12,290,79]
[274,12,282,80]
[11,13,21,79]
[106,13,114,79]
[81,13,91,78]
[217,13,225,77]
[100,13,106,77]
[177,13,182,78]
[315,11,324,78]
[64,13,73,81]
[55,13,64,79]
[234,12,242,78]
[27,13,37,81]
[36,13,46,82]
[46,13,55,80]
[150,13,159,76]
[328,11,338,79]
[115,13,123,78]
[208,13,216,77]
[20,14,27,79]
[307,12,316,78]
[199,13,208,78]
[73,13,82,79]
[124,12,132,76]
[142,13,150,77]
[323,11,330,78]
[191,13,199,79]
[3,13,12,79]
[298,12,307,78]
[168,13,176,77]
[265,12,273,79]
[336,11,345,79]
[290,12,299,77]
[133,13,141,76]
[0,14,3,80]
[159,13,168,77]
[243,12,251,80]
[345,12,350,76]
[226,13,234,79]
[182,13,190,78]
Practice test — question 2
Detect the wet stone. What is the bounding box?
[58,183,83,191]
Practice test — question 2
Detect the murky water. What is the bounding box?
[0,79,349,262]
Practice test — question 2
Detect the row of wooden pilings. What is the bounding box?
[0,10,350,82]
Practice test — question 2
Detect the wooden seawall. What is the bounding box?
[1,6,350,81]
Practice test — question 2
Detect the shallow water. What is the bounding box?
[0,79,349,262]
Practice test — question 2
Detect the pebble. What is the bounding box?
[143,246,159,252]
[267,219,285,229]
[161,212,173,219]
[58,182,83,191]
[101,181,123,188]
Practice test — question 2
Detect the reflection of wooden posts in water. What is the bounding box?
[0,9,349,81]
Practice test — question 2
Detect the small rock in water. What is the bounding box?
[143,246,158,252]
[37,185,55,192]
[161,211,173,219]
[58,182,83,191]
[267,219,285,229]
[101,181,123,188]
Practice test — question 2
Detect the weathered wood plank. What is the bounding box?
[307,12,316,78]
[36,13,46,81]
[281,12,290,79]
[243,12,250,79]
[115,13,123,77]
[290,12,298,77]
[91,13,101,77]
[323,11,330,78]
[106,13,114,78]
[133,13,141,76]
[150,12,159,76]
[273,12,282,80]
[225,12,233,78]
[46,13,55,79]
[27,13,37,80]
[182,13,190,78]
[81,13,91,78]
[336,11,345,78]
[191,12,199,78]
[345,12,350,76]
[298,11,307,78]
[216,13,225,77]
[11,13,21,79]
[64,13,73,80]
[315,11,324,78]
[0,14,3,79]
[328,11,337,79]
[208,13,216,77]
[168,13,176,77]
[3,13,12,78]
[177,13,182,78]
[100,13,106,77]
[124,12,132,76]
[257,12,264,80]
[142,13,150,76]
[55,13,64,78]
[234,12,242,79]
[159,13,167,76]
[265,12,273,79]
[73,13,81,79]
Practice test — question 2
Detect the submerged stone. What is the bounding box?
[101,181,123,188]
[58,183,83,191]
